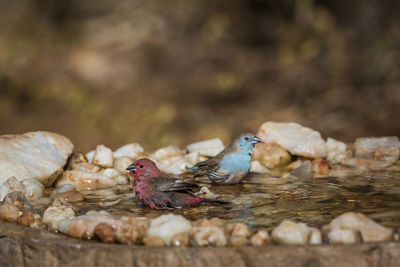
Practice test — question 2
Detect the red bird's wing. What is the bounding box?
[152,173,199,192]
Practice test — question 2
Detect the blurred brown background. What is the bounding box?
[0,0,399,152]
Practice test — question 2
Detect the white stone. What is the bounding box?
[327,229,358,244]
[93,144,114,168]
[86,150,95,164]
[271,220,311,245]
[147,214,192,245]
[326,138,351,163]
[113,143,144,159]
[21,178,44,200]
[150,146,183,161]
[191,226,227,246]
[0,131,74,186]
[257,122,327,158]
[355,136,400,163]
[114,156,134,175]
[323,212,393,242]
[42,205,75,231]
[186,138,224,157]
[155,156,188,175]
[0,176,25,201]
[309,228,322,245]
[0,176,43,201]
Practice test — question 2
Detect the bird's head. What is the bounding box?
[233,133,262,153]
[126,158,161,180]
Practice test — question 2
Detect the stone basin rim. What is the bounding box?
[1,222,400,267]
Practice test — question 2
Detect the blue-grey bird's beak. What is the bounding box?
[126,164,136,172]
[252,136,262,144]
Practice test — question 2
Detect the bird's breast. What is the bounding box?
[219,153,251,172]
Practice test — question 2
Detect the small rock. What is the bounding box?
[149,146,189,175]
[58,212,122,239]
[150,146,183,161]
[257,122,327,158]
[290,161,313,179]
[86,150,95,164]
[147,214,192,245]
[253,143,292,169]
[196,186,220,199]
[154,156,188,175]
[250,230,270,246]
[323,212,393,242]
[115,217,148,244]
[355,137,400,163]
[0,204,20,222]
[143,236,166,246]
[114,156,134,175]
[250,161,269,173]
[271,220,314,245]
[312,158,330,176]
[171,231,190,247]
[113,143,144,159]
[226,223,251,246]
[0,176,25,201]
[42,205,75,231]
[93,145,114,168]
[94,223,116,243]
[186,138,225,157]
[17,211,35,226]
[326,138,351,163]
[327,229,358,244]
[0,176,44,202]
[0,131,74,186]
[22,178,44,200]
[191,226,227,246]
[308,228,322,245]
[340,158,392,171]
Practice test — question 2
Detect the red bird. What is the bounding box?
[126,158,230,210]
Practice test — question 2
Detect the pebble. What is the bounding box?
[253,143,291,169]
[191,226,227,247]
[147,214,192,245]
[326,138,351,163]
[323,212,393,243]
[113,143,144,159]
[355,136,400,163]
[250,230,270,246]
[257,122,327,158]
[186,138,225,157]
[42,205,75,231]
[93,145,114,168]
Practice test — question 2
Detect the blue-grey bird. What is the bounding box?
[187,133,262,184]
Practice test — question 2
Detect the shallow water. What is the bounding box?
[69,164,400,229]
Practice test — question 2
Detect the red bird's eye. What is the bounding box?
[139,165,144,169]
[244,137,249,141]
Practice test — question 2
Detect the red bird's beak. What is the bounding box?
[126,164,136,172]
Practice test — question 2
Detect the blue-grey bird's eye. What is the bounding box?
[139,165,144,169]
[244,137,249,141]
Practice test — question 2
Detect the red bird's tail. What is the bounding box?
[200,198,231,205]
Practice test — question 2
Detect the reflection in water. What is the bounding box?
[70,168,400,229]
